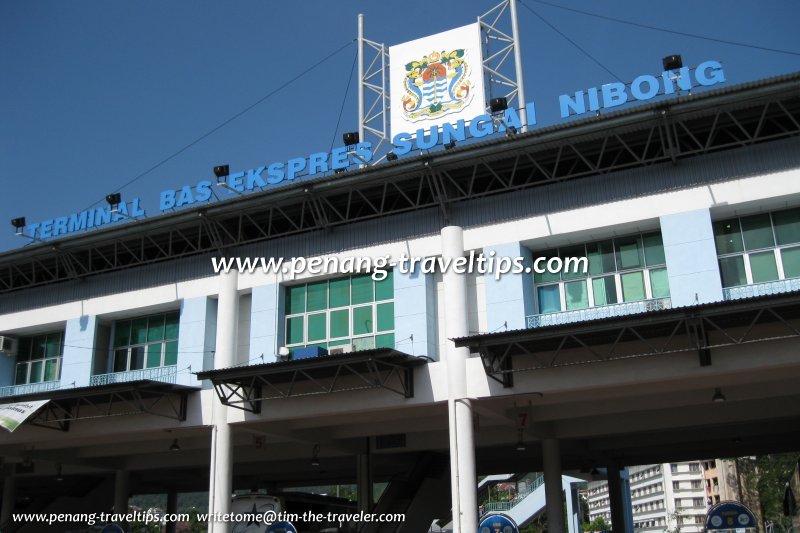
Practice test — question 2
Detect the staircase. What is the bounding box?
[362,452,449,533]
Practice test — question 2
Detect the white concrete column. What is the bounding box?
[209,270,239,533]
[441,226,478,533]
[114,469,129,515]
[1,473,16,525]
[543,438,565,533]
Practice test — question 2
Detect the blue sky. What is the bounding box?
[1,1,798,253]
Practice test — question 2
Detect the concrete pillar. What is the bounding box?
[660,209,724,306]
[1,473,16,525]
[114,470,129,514]
[177,297,218,387]
[607,465,633,533]
[357,451,373,513]
[394,267,437,358]
[209,270,238,532]
[166,491,178,533]
[441,226,478,533]
[61,315,97,388]
[250,283,282,364]
[483,242,535,331]
[542,438,565,533]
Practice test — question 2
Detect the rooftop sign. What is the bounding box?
[17,51,725,243]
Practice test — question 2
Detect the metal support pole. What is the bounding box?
[166,491,178,533]
[114,469,130,515]
[508,0,529,131]
[358,14,365,143]
[357,442,373,513]
[607,464,630,533]
[543,438,566,533]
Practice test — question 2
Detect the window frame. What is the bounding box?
[110,312,180,373]
[284,273,395,353]
[715,209,800,288]
[14,332,64,385]
[533,232,669,315]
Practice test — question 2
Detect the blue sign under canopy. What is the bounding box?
[706,501,758,530]
[479,513,520,533]
[266,521,297,533]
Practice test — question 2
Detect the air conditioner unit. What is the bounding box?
[0,336,19,356]
[328,345,353,356]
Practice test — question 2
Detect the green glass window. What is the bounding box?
[15,365,27,385]
[616,236,644,270]
[113,321,130,348]
[537,285,561,314]
[131,318,148,345]
[329,278,350,308]
[741,214,774,250]
[15,332,63,385]
[147,315,165,343]
[114,349,128,373]
[329,338,351,348]
[621,271,646,302]
[375,271,394,301]
[587,240,616,275]
[28,361,43,383]
[285,273,394,353]
[592,276,618,306]
[719,256,747,288]
[44,359,59,381]
[533,232,670,321]
[781,247,800,278]
[307,281,328,312]
[714,219,744,254]
[649,268,671,298]
[307,313,327,342]
[773,208,800,246]
[164,341,178,366]
[110,312,180,373]
[749,251,779,283]
[287,316,304,345]
[351,275,374,304]
[377,302,394,332]
[561,245,587,280]
[353,306,373,335]
[146,344,162,368]
[164,313,179,339]
[330,309,349,339]
[643,233,666,266]
[376,333,394,349]
[286,285,306,314]
[533,249,561,283]
[565,280,589,310]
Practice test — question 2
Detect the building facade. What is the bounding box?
[0,74,799,533]
[588,463,708,532]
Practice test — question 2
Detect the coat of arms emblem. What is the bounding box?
[401,49,473,122]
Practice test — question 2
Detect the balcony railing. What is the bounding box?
[89,365,178,387]
[723,277,800,300]
[527,298,672,328]
[483,474,545,513]
[0,380,61,398]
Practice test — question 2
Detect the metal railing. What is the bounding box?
[526,298,672,328]
[89,365,177,386]
[723,278,800,300]
[0,380,61,398]
[483,474,545,513]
